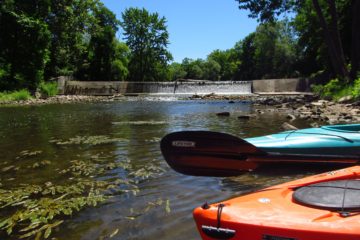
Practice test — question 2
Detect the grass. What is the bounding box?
[0,81,58,103]
[39,81,58,97]
[0,89,32,102]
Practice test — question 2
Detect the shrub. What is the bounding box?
[352,78,360,99]
[11,89,32,100]
[311,78,353,101]
[0,89,32,102]
[39,81,58,97]
[321,79,343,98]
[310,84,324,96]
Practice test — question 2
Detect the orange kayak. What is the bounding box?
[193,166,360,240]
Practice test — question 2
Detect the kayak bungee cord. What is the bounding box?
[284,130,354,143]
[201,203,236,239]
[217,204,225,229]
[340,179,350,217]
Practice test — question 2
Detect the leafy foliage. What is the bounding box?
[0,1,51,91]
[236,0,298,22]
[87,4,121,81]
[0,90,32,102]
[235,0,360,81]
[311,78,353,100]
[1,0,358,93]
[39,82,58,97]
[167,20,297,81]
[238,21,297,79]
[352,78,360,99]
[121,8,173,81]
[0,0,130,92]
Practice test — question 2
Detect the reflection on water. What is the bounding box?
[0,100,340,240]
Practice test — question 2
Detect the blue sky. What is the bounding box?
[101,0,258,63]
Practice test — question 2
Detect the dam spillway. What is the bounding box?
[147,81,252,95]
[60,80,253,95]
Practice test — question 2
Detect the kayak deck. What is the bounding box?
[321,123,360,132]
[246,124,360,156]
[194,166,360,240]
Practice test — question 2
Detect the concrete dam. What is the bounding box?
[60,80,253,95]
[58,78,311,96]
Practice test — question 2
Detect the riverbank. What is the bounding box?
[191,93,360,125]
[252,95,360,125]
[0,94,126,106]
[1,93,359,125]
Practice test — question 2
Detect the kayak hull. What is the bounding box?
[193,166,360,240]
[246,124,360,156]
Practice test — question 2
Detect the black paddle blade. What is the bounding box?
[160,131,266,177]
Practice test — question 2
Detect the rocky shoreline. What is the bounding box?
[0,94,126,106]
[254,95,360,125]
[1,93,359,125]
[191,93,360,125]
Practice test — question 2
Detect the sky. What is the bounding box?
[101,0,259,63]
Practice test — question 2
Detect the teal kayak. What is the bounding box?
[246,124,360,156]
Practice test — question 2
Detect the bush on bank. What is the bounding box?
[39,82,58,97]
[0,89,32,102]
[0,82,58,103]
[311,77,360,101]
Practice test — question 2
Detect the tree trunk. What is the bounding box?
[351,0,360,80]
[327,0,349,79]
[312,0,348,79]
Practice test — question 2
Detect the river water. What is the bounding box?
[0,99,341,240]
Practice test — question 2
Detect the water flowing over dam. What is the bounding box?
[147,81,252,95]
[60,80,253,95]
[58,77,311,96]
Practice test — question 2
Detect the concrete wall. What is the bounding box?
[63,81,128,95]
[62,81,180,95]
[252,78,311,93]
[59,80,252,95]
[58,78,311,95]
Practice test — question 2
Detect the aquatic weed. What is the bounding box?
[50,135,128,146]
[0,157,163,239]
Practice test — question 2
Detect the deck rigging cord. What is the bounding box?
[285,130,354,143]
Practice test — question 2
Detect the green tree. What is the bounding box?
[88,3,120,81]
[68,1,129,82]
[235,21,297,80]
[111,40,130,81]
[181,58,205,79]
[45,0,96,79]
[237,33,256,80]
[255,21,297,78]
[0,0,50,91]
[203,59,221,81]
[121,8,172,81]
[168,62,187,81]
[235,0,360,81]
[208,49,239,80]
[230,41,244,80]
[292,0,353,80]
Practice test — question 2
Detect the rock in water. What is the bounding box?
[281,122,298,130]
[216,112,230,117]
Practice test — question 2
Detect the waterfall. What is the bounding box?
[147,81,252,95]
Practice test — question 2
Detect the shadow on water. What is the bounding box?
[0,99,348,240]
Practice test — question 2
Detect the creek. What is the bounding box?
[0,98,339,239]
